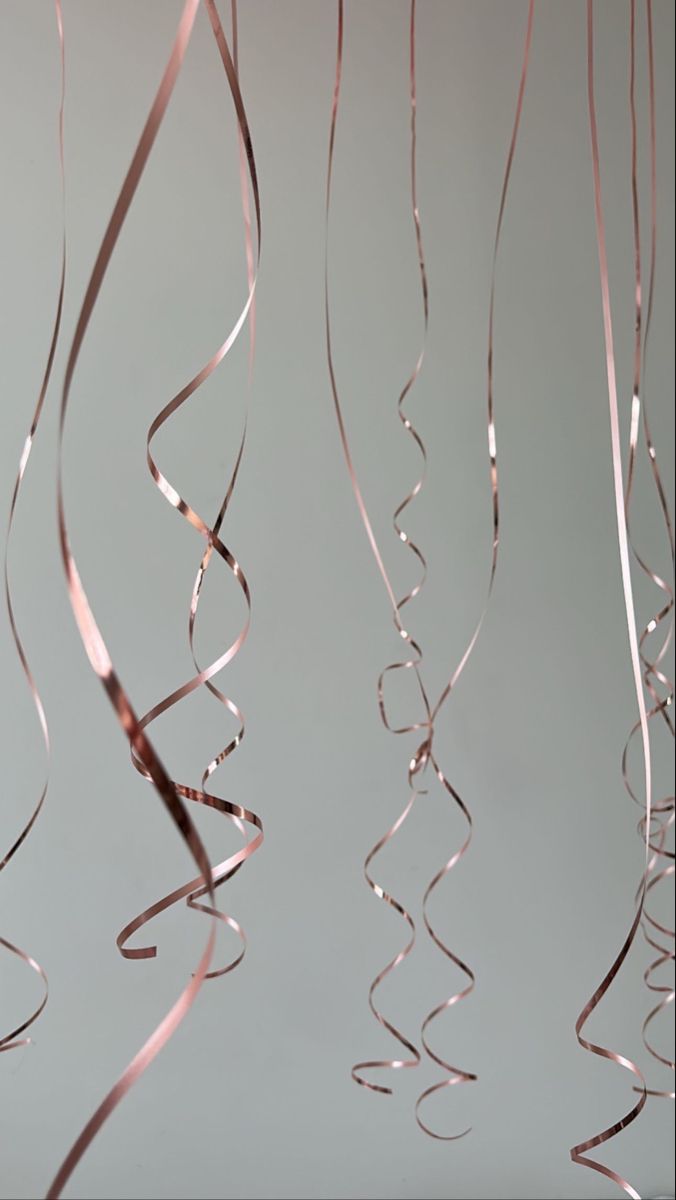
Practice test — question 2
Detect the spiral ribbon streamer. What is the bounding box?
[46,3,261,1195]
[325,0,534,1138]
[569,5,654,1197]
[1,0,65,1056]
[121,0,262,983]
[623,0,674,1105]
[2,4,671,1193]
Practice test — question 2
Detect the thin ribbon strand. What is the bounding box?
[184,0,260,973]
[46,4,225,1194]
[122,0,263,982]
[623,0,674,1102]
[415,0,534,1139]
[569,5,653,1197]
[0,0,65,1055]
[327,0,425,1098]
[326,0,534,1135]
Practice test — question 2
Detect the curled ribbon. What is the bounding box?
[1,0,65,1056]
[623,0,674,1104]
[569,5,653,1197]
[327,0,425,1102]
[415,0,534,1139]
[121,0,263,984]
[326,0,534,1137]
[45,2,261,1194]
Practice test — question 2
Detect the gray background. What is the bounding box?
[0,2,674,1197]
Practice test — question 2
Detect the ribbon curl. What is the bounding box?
[327,0,426,1101]
[1,0,65,1056]
[569,5,653,1197]
[326,0,534,1137]
[623,0,674,1103]
[415,0,534,1139]
[46,2,261,1194]
[122,0,263,984]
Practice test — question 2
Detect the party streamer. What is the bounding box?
[325,0,534,1137]
[46,3,261,1195]
[0,0,64,1055]
[414,0,534,1139]
[334,0,428,1101]
[120,0,262,982]
[181,0,260,972]
[623,0,674,1103]
[569,4,653,1197]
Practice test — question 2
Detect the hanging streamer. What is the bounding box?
[46,3,261,1195]
[415,0,534,1139]
[327,0,425,1102]
[623,0,674,1103]
[0,0,65,1056]
[569,4,653,1197]
[325,0,534,1137]
[182,0,260,973]
[121,0,263,982]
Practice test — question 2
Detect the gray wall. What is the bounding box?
[1,2,674,1197]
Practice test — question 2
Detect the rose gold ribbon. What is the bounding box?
[569,5,654,1197]
[327,0,426,1099]
[44,3,262,1194]
[0,0,65,1056]
[414,0,534,1139]
[326,0,534,1135]
[122,0,263,983]
[623,0,674,1103]
[183,0,260,972]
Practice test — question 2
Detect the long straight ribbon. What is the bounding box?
[1,0,65,1055]
[325,0,534,1137]
[569,5,653,1197]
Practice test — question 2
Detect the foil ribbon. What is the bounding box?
[569,5,654,1197]
[415,0,535,1140]
[46,3,261,1195]
[623,0,674,1104]
[325,0,534,1137]
[122,0,262,983]
[1,0,65,1055]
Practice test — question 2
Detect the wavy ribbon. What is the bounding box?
[623,0,674,1104]
[326,0,534,1137]
[183,0,260,973]
[122,0,262,983]
[569,5,653,1197]
[414,0,535,1139]
[1,0,65,1056]
[46,3,261,1194]
[327,0,425,1102]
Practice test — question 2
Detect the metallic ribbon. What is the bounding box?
[327,0,425,1103]
[415,0,535,1140]
[325,0,534,1137]
[46,3,261,1194]
[121,0,262,983]
[569,5,654,1197]
[1,0,65,1055]
[623,0,674,1103]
